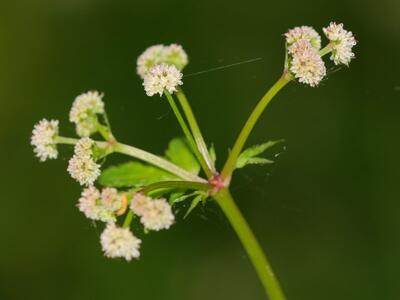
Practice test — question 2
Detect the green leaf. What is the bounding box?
[98,161,178,187]
[209,143,217,166]
[165,137,200,175]
[236,140,283,169]
[170,191,197,204]
[184,194,203,219]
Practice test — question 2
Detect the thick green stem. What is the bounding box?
[215,189,286,300]
[164,91,213,178]
[220,75,290,182]
[176,88,216,176]
[56,137,205,183]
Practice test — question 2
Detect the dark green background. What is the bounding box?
[1,0,399,299]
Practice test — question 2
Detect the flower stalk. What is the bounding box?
[220,74,291,183]
[56,137,206,183]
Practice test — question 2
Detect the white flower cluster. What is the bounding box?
[69,91,105,137]
[288,39,326,87]
[323,22,357,66]
[31,119,59,161]
[77,186,124,223]
[143,63,183,97]
[130,193,175,231]
[137,43,188,79]
[101,223,141,261]
[285,25,321,50]
[285,22,356,86]
[67,137,101,186]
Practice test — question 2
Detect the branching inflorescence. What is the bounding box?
[31,23,356,300]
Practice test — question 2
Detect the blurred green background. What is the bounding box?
[1,0,399,299]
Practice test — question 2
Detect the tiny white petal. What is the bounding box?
[77,186,115,223]
[136,45,165,79]
[101,187,122,212]
[31,119,59,162]
[163,44,189,70]
[323,22,357,65]
[131,194,174,231]
[67,138,101,186]
[136,44,189,79]
[101,223,141,261]
[289,40,326,87]
[285,25,321,50]
[143,63,183,97]
[69,91,105,137]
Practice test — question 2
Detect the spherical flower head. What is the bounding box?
[130,193,151,216]
[136,45,165,79]
[323,22,356,66]
[289,40,326,87]
[31,119,59,162]
[100,223,141,261]
[163,44,189,71]
[143,63,183,97]
[69,91,105,137]
[77,186,101,219]
[140,198,175,231]
[77,186,115,223]
[285,26,321,50]
[136,44,189,79]
[101,187,122,212]
[67,138,101,186]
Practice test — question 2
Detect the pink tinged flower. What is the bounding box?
[31,119,59,162]
[289,40,326,87]
[285,25,321,50]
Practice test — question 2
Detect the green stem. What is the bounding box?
[123,211,134,228]
[319,44,333,57]
[165,91,213,178]
[56,136,206,183]
[220,75,290,182]
[214,189,286,300]
[176,88,216,176]
[114,143,205,182]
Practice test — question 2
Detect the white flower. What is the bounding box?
[78,186,100,219]
[100,223,141,261]
[130,193,150,216]
[69,91,105,137]
[67,138,100,186]
[77,186,115,223]
[140,198,175,231]
[285,25,321,50]
[136,45,165,79]
[163,44,189,71]
[323,22,356,65]
[31,119,59,161]
[143,63,183,96]
[136,44,189,79]
[131,194,175,231]
[289,40,326,87]
[101,187,122,212]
